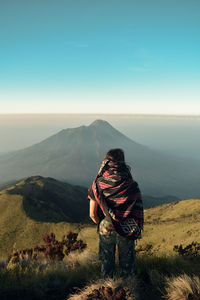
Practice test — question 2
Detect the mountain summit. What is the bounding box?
[89,119,111,127]
[0,119,199,198]
[89,119,120,132]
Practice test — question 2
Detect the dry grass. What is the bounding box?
[64,249,99,269]
[79,199,200,258]
[145,199,200,223]
[80,199,200,257]
[164,274,200,300]
[67,277,137,300]
[136,199,200,256]
[0,249,101,300]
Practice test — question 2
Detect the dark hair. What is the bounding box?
[104,148,125,162]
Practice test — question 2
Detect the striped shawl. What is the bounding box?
[88,159,144,240]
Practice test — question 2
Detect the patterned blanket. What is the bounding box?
[88,159,144,240]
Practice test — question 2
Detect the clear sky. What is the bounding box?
[0,0,200,114]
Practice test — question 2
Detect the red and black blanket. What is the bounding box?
[88,159,144,240]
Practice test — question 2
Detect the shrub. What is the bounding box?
[173,242,200,257]
[136,243,153,255]
[7,232,87,267]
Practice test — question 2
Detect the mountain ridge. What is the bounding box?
[3,175,88,223]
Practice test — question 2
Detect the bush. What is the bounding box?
[7,232,87,266]
[173,242,200,257]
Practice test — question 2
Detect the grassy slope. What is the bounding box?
[0,192,80,256]
[0,176,199,258]
[80,199,200,256]
[137,199,200,255]
[0,180,84,257]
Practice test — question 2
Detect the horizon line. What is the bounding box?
[0,113,200,117]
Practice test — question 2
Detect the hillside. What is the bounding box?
[137,198,200,255]
[0,175,181,257]
[79,198,200,256]
[0,176,88,256]
[1,174,199,258]
[0,120,199,199]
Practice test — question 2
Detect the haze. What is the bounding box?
[0,114,199,161]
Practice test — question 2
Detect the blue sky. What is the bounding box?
[0,0,200,114]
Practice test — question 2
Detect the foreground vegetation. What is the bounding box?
[0,250,100,300]
[1,250,200,300]
[1,230,200,300]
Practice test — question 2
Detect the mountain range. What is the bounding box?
[0,119,199,198]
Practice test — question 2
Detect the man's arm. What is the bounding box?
[89,199,100,224]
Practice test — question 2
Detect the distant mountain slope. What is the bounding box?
[143,195,180,208]
[0,120,199,198]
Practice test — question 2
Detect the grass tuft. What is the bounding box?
[164,274,200,300]
[67,277,137,300]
